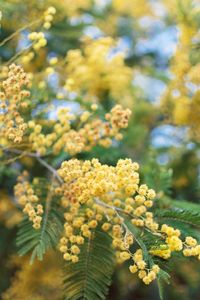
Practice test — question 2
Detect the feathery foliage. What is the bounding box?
[155,207,200,229]
[63,228,115,300]
[16,206,63,263]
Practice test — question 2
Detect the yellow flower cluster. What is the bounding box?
[0,64,131,155]
[0,191,22,228]
[162,1,200,141]
[14,172,43,229]
[2,253,62,300]
[129,249,160,285]
[28,32,47,51]
[19,7,55,64]
[21,52,35,65]
[0,64,30,143]
[65,37,132,100]
[162,224,183,251]
[43,6,56,29]
[113,229,160,285]
[112,0,152,18]
[57,158,142,205]
[58,0,92,17]
[150,224,182,259]
[56,158,160,283]
[50,157,200,284]
[28,104,131,156]
[0,65,8,80]
[150,224,200,263]
[183,236,200,259]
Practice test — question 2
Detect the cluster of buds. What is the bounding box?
[0,65,131,155]
[21,52,35,64]
[53,105,131,155]
[150,224,200,263]
[13,154,200,285]
[106,104,132,135]
[56,158,160,284]
[14,172,43,229]
[162,224,183,252]
[65,37,132,100]
[54,157,200,284]
[28,104,131,156]
[28,32,47,51]
[0,64,30,143]
[43,6,56,29]
[28,122,53,156]
[150,224,182,259]
[183,236,200,259]
[129,250,160,285]
[57,158,141,205]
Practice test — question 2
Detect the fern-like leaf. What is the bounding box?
[16,206,62,263]
[157,269,170,300]
[155,207,200,229]
[144,158,173,195]
[63,228,115,300]
[125,219,153,263]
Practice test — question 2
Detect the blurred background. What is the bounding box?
[0,0,200,299]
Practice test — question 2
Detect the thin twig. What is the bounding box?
[40,175,55,241]
[5,43,34,65]
[36,157,63,184]
[0,19,41,47]
[2,147,63,184]
[2,147,39,157]
[95,198,125,213]
[2,153,24,165]
[95,198,132,218]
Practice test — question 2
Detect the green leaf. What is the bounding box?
[63,228,115,300]
[16,206,62,263]
[144,158,173,195]
[154,207,200,229]
[124,219,154,265]
[157,269,170,300]
[125,219,170,300]
[168,199,200,212]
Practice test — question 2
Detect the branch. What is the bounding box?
[95,198,125,213]
[40,175,55,241]
[36,157,63,184]
[2,147,63,184]
[0,19,41,47]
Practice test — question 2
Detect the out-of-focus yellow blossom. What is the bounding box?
[0,191,22,228]
[97,14,119,37]
[43,6,56,29]
[59,0,92,17]
[162,0,200,141]
[112,0,153,18]
[2,253,62,300]
[65,37,132,100]
[27,103,131,156]
[28,31,47,51]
